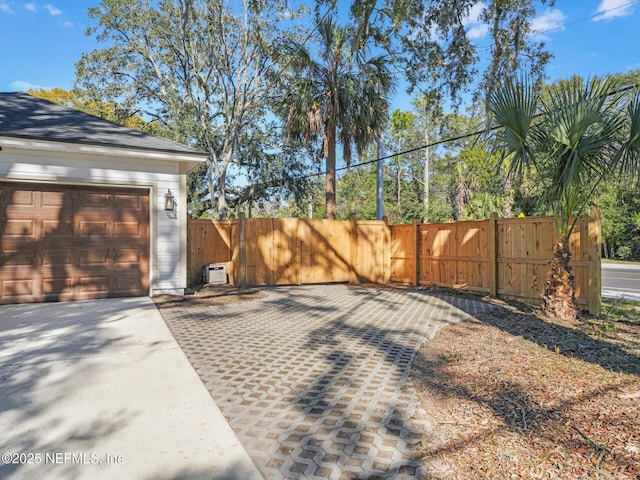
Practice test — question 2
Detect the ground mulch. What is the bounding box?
[153,284,267,308]
[408,293,640,480]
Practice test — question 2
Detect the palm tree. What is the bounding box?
[489,76,640,320]
[277,17,395,219]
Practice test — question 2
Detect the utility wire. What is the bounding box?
[292,81,640,182]
[243,82,640,191]
[238,3,640,194]
[472,1,639,65]
[291,3,640,182]
[536,0,639,35]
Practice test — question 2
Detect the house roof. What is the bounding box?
[0,92,208,158]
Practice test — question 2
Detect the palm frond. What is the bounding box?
[488,76,538,178]
[618,89,640,178]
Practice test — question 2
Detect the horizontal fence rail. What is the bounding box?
[188,207,601,315]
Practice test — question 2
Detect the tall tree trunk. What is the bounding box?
[207,151,229,220]
[207,156,217,215]
[376,139,384,220]
[396,160,401,208]
[542,235,579,320]
[325,123,337,220]
[217,169,228,220]
[423,128,429,222]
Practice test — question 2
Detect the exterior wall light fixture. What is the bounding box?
[164,189,176,211]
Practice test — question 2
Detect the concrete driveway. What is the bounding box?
[0,297,261,480]
[157,284,493,479]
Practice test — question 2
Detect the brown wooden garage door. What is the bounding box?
[0,182,149,304]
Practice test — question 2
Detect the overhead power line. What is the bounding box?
[472,1,639,65]
[254,82,640,188]
[535,0,639,36]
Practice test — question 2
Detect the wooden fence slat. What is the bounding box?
[187,212,600,312]
[488,213,498,296]
[588,206,602,316]
[238,213,246,288]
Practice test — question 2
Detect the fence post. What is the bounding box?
[413,218,420,286]
[382,216,391,284]
[186,220,192,287]
[350,214,358,283]
[238,212,247,289]
[489,212,498,297]
[588,205,602,316]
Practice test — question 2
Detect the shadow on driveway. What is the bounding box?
[158,284,492,479]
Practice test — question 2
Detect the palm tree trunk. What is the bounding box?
[325,123,337,220]
[503,175,514,218]
[454,177,468,221]
[542,235,579,320]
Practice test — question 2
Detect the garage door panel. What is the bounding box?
[43,219,74,236]
[42,277,74,298]
[114,248,143,264]
[1,249,37,266]
[41,250,75,266]
[78,276,110,294]
[78,221,109,236]
[79,191,111,208]
[1,279,36,300]
[114,221,143,237]
[41,190,72,208]
[3,219,36,238]
[78,249,111,267]
[114,194,144,210]
[0,182,149,304]
[6,189,36,207]
[114,275,143,293]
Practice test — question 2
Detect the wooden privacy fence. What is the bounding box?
[187,214,390,288]
[390,206,602,315]
[188,207,601,315]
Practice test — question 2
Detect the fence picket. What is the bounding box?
[187,210,601,311]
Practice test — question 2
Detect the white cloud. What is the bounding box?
[44,3,61,15]
[593,0,635,21]
[24,2,37,12]
[530,8,567,40]
[467,24,490,40]
[0,1,13,13]
[463,2,489,40]
[62,19,72,27]
[8,80,53,91]
[464,2,485,24]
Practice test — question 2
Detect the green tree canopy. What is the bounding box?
[76,0,301,218]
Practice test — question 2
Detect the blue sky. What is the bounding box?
[1,0,639,110]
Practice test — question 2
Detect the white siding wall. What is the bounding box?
[0,146,193,295]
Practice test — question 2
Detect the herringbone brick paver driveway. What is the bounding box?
[158,284,493,479]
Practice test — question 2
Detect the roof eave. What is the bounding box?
[0,135,208,171]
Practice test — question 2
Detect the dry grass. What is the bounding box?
[408,294,640,479]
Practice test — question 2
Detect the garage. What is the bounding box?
[0,92,207,303]
[0,182,149,304]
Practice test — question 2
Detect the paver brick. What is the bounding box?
[159,284,493,479]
